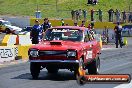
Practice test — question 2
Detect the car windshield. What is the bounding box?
[44,28,83,41]
[3,21,11,25]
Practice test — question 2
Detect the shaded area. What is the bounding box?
[11,70,76,81]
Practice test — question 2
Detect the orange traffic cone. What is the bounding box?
[15,35,19,45]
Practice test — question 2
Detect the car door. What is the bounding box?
[89,30,100,59]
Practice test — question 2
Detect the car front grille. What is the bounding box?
[39,50,67,56]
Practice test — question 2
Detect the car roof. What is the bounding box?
[50,26,86,31]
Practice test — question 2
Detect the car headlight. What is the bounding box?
[67,51,76,57]
[29,50,39,57]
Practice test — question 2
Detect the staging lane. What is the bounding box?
[0,41,132,88]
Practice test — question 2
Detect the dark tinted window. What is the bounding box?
[44,28,83,42]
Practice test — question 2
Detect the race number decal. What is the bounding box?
[86,51,92,59]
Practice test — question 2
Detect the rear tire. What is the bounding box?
[30,62,40,79]
[88,57,100,74]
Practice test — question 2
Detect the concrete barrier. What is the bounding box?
[17,45,32,60]
[1,34,32,61]
[0,46,18,62]
[19,35,32,45]
[1,34,32,45]
[30,18,126,29]
[1,35,17,46]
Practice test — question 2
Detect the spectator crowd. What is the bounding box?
[71,9,132,23]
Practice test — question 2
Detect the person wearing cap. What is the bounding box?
[74,22,79,26]
[41,18,52,32]
[30,20,43,44]
[114,22,123,48]
[80,21,85,27]
[87,24,92,30]
[61,19,65,26]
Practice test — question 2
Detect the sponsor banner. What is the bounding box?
[84,74,130,83]
[77,74,131,85]
[0,46,18,62]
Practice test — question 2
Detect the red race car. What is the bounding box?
[28,26,101,79]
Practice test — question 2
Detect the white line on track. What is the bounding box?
[101,48,118,50]
[114,80,132,88]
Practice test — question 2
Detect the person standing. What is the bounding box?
[61,19,65,26]
[98,9,103,22]
[87,0,92,4]
[128,12,132,23]
[71,10,75,20]
[41,18,52,32]
[93,0,98,5]
[122,10,127,22]
[115,9,121,22]
[91,9,94,21]
[91,21,94,29]
[108,9,114,22]
[114,22,123,48]
[80,21,85,27]
[76,10,79,21]
[78,9,82,20]
[83,9,87,21]
[87,24,92,30]
[30,20,43,44]
[74,22,79,26]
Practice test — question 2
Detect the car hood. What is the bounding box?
[30,40,84,51]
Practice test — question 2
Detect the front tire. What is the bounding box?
[30,62,40,79]
[88,57,100,74]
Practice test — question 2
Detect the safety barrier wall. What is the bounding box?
[17,35,32,60]
[17,45,32,60]
[30,18,127,29]
[0,46,18,62]
[0,34,32,62]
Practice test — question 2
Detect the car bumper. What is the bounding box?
[29,60,79,63]
[29,60,79,69]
